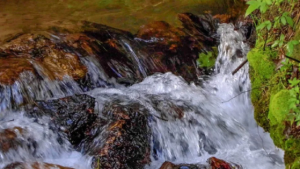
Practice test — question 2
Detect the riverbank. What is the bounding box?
[246,0,300,168]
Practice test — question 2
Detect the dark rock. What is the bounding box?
[27,94,96,146]
[81,101,151,169]
[159,157,242,169]
[159,161,206,169]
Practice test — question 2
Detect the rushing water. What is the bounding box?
[0,24,284,168]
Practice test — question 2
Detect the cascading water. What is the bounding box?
[0,23,284,169]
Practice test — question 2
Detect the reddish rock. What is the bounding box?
[136,21,186,51]
[0,58,35,85]
[3,162,73,169]
[0,127,23,152]
[159,161,206,169]
[208,157,238,169]
[0,33,87,85]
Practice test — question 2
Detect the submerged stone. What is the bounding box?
[81,101,151,169]
[0,127,23,152]
[27,94,96,146]
[3,162,73,169]
[159,157,240,169]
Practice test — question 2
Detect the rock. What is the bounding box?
[0,127,23,152]
[0,58,35,85]
[27,94,97,146]
[3,162,73,169]
[159,157,242,169]
[178,13,219,44]
[81,101,151,169]
[0,33,87,85]
[159,161,206,169]
[136,21,186,50]
[208,157,242,169]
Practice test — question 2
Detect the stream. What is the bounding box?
[0,22,285,169]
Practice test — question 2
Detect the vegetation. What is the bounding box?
[197,47,218,69]
[245,0,300,167]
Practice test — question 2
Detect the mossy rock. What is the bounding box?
[247,48,276,131]
[284,139,300,167]
[269,90,291,126]
[270,124,285,148]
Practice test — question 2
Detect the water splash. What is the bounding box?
[0,23,284,169]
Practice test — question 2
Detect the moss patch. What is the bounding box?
[247,48,276,131]
[269,90,291,126]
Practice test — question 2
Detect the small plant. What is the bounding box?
[288,77,300,125]
[197,47,218,69]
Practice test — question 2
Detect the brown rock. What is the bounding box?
[0,33,87,85]
[3,162,73,169]
[159,161,206,169]
[208,157,235,169]
[0,127,23,152]
[159,161,176,169]
[0,58,35,85]
[136,21,185,50]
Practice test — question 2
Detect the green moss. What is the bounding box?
[248,48,276,131]
[291,158,300,169]
[283,139,300,167]
[269,90,291,126]
[270,124,285,148]
[291,28,300,61]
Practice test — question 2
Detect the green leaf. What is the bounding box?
[245,1,261,16]
[290,103,297,110]
[260,2,269,13]
[280,34,285,41]
[279,41,284,47]
[296,115,300,122]
[256,23,266,30]
[289,78,300,86]
[295,86,300,93]
[267,22,272,30]
[286,16,294,27]
[287,42,294,54]
[272,40,279,48]
[265,0,273,5]
[292,40,300,45]
[281,16,287,25]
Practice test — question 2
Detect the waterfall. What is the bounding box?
[0,23,284,169]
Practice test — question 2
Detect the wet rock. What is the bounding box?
[178,13,219,44]
[3,162,73,169]
[159,157,242,169]
[0,127,23,152]
[27,94,96,146]
[208,157,242,169]
[0,33,87,85]
[136,22,199,81]
[159,161,206,169]
[136,21,186,49]
[81,101,150,169]
[0,58,35,85]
